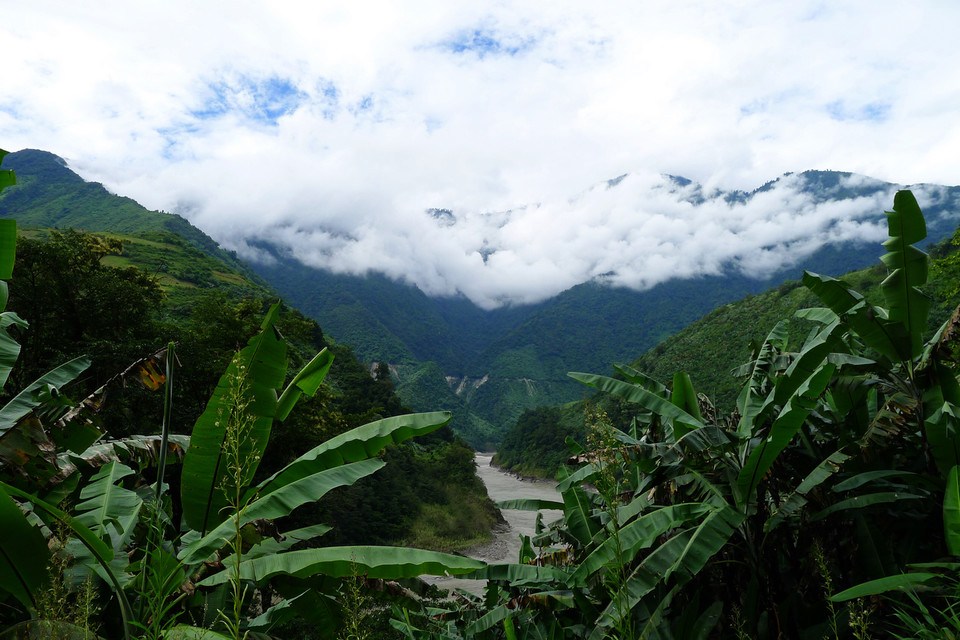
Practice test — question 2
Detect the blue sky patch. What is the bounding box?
[826,100,891,122]
[439,27,537,59]
[190,74,307,125]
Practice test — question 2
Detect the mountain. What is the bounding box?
[250,171,960,445]
[0,148,501,550]
[6,148,960,447]
[493,217,960,477]
[0,149,272,310]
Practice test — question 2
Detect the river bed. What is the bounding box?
[426,453,563,594]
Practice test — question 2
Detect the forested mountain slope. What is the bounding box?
[0,149,499,551]
[494,223,960,476]
[255,171,960,443]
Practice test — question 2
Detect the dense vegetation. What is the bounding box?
[389,190,960,638]
[495,223,960,478]
[254,172,960,443]
[5,144,960,638]
[0,149,511,639]
[0,153,499,553]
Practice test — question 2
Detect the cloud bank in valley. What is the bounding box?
[2,2,959,307]
[238,172,915,309]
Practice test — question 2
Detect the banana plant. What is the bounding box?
[439,190,959,638]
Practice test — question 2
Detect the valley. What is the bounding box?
[2,147,960,638]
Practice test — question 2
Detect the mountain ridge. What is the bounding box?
[5,148,960,446]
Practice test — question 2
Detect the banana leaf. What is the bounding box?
[497,498,564,511]
[198,546,486,586]
[944,465,960,556]
[58,435,189,480]
[831,572,939,601]
[0,310,27,389]
[670,372,702,439]
[924,390,960,478]
[0,482,133,638]
[735,321,789,437]
[570,503,713,585]
[275,347,333,422]
[802,273,904,362]
[255,411,451,496]
[765,450,851,533]
[0,485,49,610]
[243,524,333,560]
[614,363,669,396]
[0,356,91,438]
[180,459,385,565]
[561,484,600,547]
[466,603,514,636]
[588,506,741,640]
[181,303,286,534]
[74,461,142,550]
[880,190,930,358]
[569,372,706,444]
[737,361,836,506]
[0,218,14,279]
[810,491,924,521]
[465,563,570,585]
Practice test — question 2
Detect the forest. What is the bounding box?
[2,144,960,640]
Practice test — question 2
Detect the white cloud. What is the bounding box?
[2,1,958,307]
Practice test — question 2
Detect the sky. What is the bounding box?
[2,1,959,308]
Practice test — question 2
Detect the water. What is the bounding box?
[426,453,563,594]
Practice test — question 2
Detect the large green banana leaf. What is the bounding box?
[736,320,842,505]
[737,362,836,506]
[463,563,571,586]
[496,498,565,511]
[0,310,27,389]
[198,545,486,585]
[765,449,851,533]
[275,347,333,421]
[0,485,49,610]
[74,461,143,550]
[831,572,939,601]
[735,320,788,438]
[243,524,332,560]
[670,372,702,439]
[880,190,930,358]
[570,503,713,585]
[802,273,903,362]
[561,484,600,547]
[946,465,960,556]
[569,372,706,444]
[0,356,91,437]
[0,217,14,280]
[255,411,451,495]
[614,363,669,396]
[181,303,286,534]
[0,482,134,638]
[588,506,742,640]
[180,458,385,565]
[922,368,960,477]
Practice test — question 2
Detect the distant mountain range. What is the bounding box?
[248,171,960,447]
[3,149,959,447]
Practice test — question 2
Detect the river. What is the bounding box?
[426,453,563,594]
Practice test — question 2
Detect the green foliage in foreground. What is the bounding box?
[0,150,502,638]
[495,218,960,479]
[391,190,960,638]
[0,288,480,637]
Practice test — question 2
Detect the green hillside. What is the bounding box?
[253,172,960,445]
[494,223,960,477]
[0,149,500,553]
